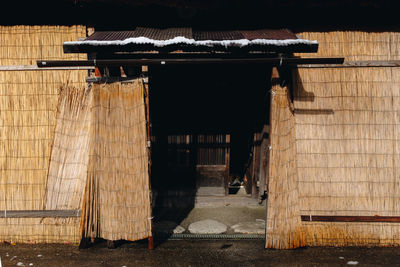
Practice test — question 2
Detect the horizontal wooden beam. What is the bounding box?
[298,60,400,68]
[0,65,94,71]
[166,143,230,148]
[0,210,81,218]
[37,57,344,67]
[301,215,400,223]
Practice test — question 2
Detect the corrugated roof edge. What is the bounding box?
[64,36,318,48]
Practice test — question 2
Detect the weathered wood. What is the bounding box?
[301,215,400,223]
[0,210,81,218]
[144,78,154,250]
[167,143,230,149]
[298,60,400,68]
[258,124,269,200]
[251,133,259,199]
[148,236,154,250]
[225,134,230,196]
[0,65,93,71]
[38,57,344,67]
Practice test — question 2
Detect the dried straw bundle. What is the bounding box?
[266,70,304,249]
[45,85,92,210]
[82,81,152,241]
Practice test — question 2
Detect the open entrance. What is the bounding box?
[149,64,271,237]
[41,27,333,247]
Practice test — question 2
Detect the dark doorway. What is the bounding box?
[147,63,270,240]
[149,64,270,195]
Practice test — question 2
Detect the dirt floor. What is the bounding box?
[1,240,400,266]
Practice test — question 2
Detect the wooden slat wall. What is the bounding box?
[197,134,227,165]
[166,134,228,167]
[293,31,400,246]
[0,25,87,243]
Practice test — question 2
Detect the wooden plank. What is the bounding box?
[258,124,269,200]
[301,215,400,223]
[38,57,343,67]
[144,77,154,249]
[0,210,81,218]
[298,60,400,68]
[0,65,94,71]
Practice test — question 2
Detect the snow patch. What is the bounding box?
[347,261,359,265]
[64,36,318,48]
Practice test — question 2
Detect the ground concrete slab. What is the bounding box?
[231,219,265,234]
[188,219,227,234]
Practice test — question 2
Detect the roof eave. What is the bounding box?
[63,43,319,54]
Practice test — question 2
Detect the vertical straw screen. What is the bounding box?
[293,31,400,246]
[0,25,87,243]
[83,81,152,242]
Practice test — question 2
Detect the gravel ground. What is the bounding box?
[1,240,400,266]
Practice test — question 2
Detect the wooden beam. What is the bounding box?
[301,215,400,223]
[0,65,94,71]
[37,57,344,68]
[0,210,81,218]
[298,60,400,68]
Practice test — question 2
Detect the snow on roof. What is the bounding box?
[63,28,318,53]
[64,36,318,48]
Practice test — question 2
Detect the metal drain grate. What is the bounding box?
[163,233,265,240]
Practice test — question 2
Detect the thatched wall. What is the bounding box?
[265,69,305,249]
[0,25,87,243]
[82,81,152,242]
[45,85,92,210]
[292,31,400,246]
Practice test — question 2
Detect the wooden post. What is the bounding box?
[259,125,269,200]
[225,134,230,195]
[251,133,259,198]
[143,76,154,250]
[94,67,102,77]
[148,236,154,250]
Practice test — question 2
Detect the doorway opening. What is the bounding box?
[149,64,271,238]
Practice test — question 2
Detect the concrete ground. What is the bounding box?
[2,240,400,266]
[153,195,266,235]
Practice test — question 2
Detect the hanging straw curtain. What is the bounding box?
[45,85,93,210]
[82,80,152,241]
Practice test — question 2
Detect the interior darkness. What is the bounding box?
[1,1,400,32]
[149,64,271,189]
